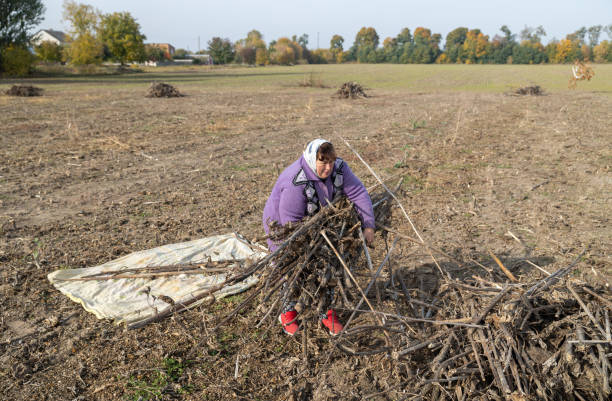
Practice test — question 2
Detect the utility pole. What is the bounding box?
[317,32,319,49]
[198,36,200,52]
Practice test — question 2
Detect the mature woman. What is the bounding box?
[262,138,375,336]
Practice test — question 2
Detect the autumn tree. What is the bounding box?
[587,25,602,46]
[489,25,517,64]
[235,29,266,64]
[351,27,379,62]
[0,0,45,74]
[514,26,546,64]
[330,34,344,63]
[207,37,234,64]
[98,12,146,64]
[255,47,269,65]
[35,41,64,62]
[270,37,303,65]
[144,44,165,61]
[554,39,581,63]
[395,28,413,63]
[444,27,468,63]
[566,27,587,45]
[411,27,441,63]
[593,40,612,62]
[520,25,546,44]
[62,1,104,65]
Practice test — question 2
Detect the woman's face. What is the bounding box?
[316,158,335,179]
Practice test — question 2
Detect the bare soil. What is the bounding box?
[1,74,610,400]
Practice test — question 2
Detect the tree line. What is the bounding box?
[214,25,612,66]
[1,0,611,76]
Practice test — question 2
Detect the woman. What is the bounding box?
[262,138,375,336]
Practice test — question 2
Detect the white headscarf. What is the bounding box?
[303,138,330,178]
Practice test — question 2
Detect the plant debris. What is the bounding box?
[336,81,368,99]
[5,85,43,97]
[146,82,184,98]
[514,85,544,96]
[128,175,610,400]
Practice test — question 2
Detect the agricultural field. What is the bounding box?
[1,64,611,400]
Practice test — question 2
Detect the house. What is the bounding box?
[31,29,67,47]
[147,43,175,59]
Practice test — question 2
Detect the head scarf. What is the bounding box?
[303,138,330,178]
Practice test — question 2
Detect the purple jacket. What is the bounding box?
[263,155,375,251]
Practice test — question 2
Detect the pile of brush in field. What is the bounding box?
[5,85,43,97]
[146,82,184,98]
[514,85,544,96]
[124,180,610,400]
[336,81,368,99]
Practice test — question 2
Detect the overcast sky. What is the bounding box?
[36,0,612,51]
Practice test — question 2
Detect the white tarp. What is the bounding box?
[47,233,268,325]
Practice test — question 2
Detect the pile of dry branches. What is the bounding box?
[514,85,544,96]
[5,85,43,97]
[336,81,368,99]
[146,82,184,98]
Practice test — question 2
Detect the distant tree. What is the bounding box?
[255,47,268,65]
[593,40,612,62]
[235,29,265,64]
[207,37,234,64]
[238,46,256,64]
[605,25,612,40]
[544,41,557,63]
[513,41,546,64]
[0,0,45,49]
[410,27,441,63]
[1,44,36,76]
[488,26,517,64]
[587,25,602,47]
[98,12,146,64]
[270,37,302,64]
[330,34,344,62]
[555,39,581,63]
[309,48,332,63]
[382,37,398,62]
[173,48,189,59]
[444,27,468,63]
[500,25,516,43]
[566,27,587,45]
[62,1,103,65]
[520,25,546,44]
[35,41,64,62]
[461,29,490,63]
[354,27,379,49]
[144,44,165,61]
[0,0,45,74]
[296,34,309,49]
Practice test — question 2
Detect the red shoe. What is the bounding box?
[279,310,299,336]
[321,309,343,336]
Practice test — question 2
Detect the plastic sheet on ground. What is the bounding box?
[47,233,268,325]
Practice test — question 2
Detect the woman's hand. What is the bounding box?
[364,227,375,247]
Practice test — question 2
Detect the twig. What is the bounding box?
[337,134,448,278]
[567,283,607,338]
[488,250,517,282]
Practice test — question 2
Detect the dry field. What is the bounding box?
[1,64,611,400]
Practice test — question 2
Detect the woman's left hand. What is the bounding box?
[364,227,375,247]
